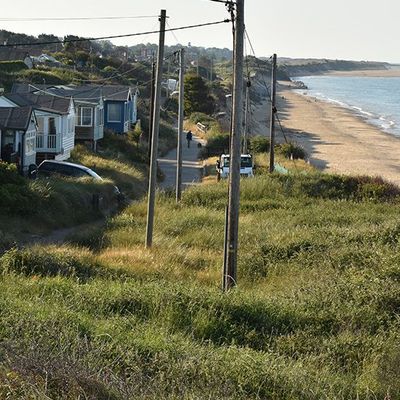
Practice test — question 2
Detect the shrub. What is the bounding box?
[0,60,27,73]
[277,142,306,160]
[19,69,65,85]
[203,132,230,157]
[249,136,270,153]
[189,112,216,126]
[0,161,24,185]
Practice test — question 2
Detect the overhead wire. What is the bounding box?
[0,15,158,22]
[244,29,290,143]
[0,19,231,48]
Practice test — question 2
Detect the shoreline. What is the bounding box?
[277,81,400,186]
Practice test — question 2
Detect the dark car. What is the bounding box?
[37,160,103,180]
[37,160,121,196]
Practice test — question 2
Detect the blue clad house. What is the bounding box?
[103,86,138,134]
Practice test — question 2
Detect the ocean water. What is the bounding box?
[294,75,400,136]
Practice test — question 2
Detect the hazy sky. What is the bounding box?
[1,0,399,63]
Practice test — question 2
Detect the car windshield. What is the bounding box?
[241,157,253,168]
[222,156,252,168]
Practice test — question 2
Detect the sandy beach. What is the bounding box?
[276,79,400,185]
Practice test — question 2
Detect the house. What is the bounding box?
[10,84,138,150]
[0,106,37,175]
[0,93,75,164]
[36,86,105,150]
[47,85,138,135]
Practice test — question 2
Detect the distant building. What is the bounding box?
[0,106,37,175]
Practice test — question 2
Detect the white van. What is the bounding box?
[216,154,254,179]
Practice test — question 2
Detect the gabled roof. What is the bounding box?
[45,85,136,103]
[4,93,71,114]
[0,106,33,131]
[11,83,56,94]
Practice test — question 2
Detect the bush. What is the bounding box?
[189,112,216,126]
[280,173,400,201]
[0,60,27,73]
[249,136,270,153]
[20,69,65,85]
[0,162,24,185]
[277,142,306,159]
[0,162,40,216]
[203,132,230,157]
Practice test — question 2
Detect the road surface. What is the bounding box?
[158,133,206,190]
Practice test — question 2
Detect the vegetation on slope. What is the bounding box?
[1,172,399,399]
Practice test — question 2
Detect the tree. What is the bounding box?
[184,74,215,116]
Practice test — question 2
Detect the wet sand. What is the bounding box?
[277,81,400,186]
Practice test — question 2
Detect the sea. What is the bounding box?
[294,75,400,137]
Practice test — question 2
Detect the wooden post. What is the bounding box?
[176,48,185,203]
[145,9,166,248]
[224,0,245,290]
[148,60,156,161]
[269,53,277,173]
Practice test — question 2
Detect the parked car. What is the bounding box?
[37,160,121,195]
[216,154,255,179]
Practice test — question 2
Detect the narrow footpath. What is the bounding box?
[158,133,206,190]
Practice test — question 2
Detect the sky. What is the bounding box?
[1,0,399,63]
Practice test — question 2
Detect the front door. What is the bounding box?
[0,129,16,163]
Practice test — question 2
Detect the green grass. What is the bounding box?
[1,172,400,398]
[0,132,148,250]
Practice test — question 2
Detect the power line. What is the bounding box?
[0,15,158,22]
[0,19,231,48]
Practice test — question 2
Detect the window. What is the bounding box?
[95,107,104,127]
[48,117,56,134]
[108,103,121,123]
[25,130,36,155]
[77,107,93,127]
[37,117,44,133]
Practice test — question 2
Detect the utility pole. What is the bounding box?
[269,53,277,173]
[145,9,166,248]
[148,60,156,161]
[243,79,251,153]
[224,0,245,291]
[176,48,185,203]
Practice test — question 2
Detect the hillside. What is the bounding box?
[277,57,390,77]
[1,167,399,399]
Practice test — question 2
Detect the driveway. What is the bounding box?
[158,133,206,190]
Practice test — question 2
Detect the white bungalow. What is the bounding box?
[0,106,37,175]
[0,93,75,163]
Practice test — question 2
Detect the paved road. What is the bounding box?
[158,133,206,190]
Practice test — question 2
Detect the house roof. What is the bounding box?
[44,85,136,103]
[4,93,71,114]
[11,83,54,94]
[10,83,137,106]
[0,106,33,131]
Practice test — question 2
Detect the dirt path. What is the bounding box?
[158,133,206,190]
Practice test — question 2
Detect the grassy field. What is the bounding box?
[1,170,399,399]
[0,133,148,251]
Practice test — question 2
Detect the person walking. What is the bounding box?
[186,130,193,148]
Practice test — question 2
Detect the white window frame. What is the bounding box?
[77,107,93,127]
[107,103,121,123]
[25,130,36,155]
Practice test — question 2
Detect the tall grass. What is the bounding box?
[1,172,400,398]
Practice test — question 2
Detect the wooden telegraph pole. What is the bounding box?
[243,79,251,153]
[224,0,245,291]
[145,9,166,248]
[269,53,277,173]
[148,60,156,161]
[176,48,185,203]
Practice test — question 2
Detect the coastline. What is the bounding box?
[277,81,400,186]
[321,68,400,78]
